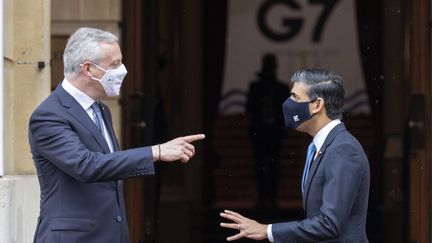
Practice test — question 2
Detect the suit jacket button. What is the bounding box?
[116,216,122,222]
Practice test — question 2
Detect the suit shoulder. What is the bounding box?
[329,129,369,163]
[335,129,363,147]
[30,92,63,120]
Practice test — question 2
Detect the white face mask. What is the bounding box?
[86,62,128,97]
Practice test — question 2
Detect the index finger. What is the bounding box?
[183,134,205,143]
[224,210,247,220]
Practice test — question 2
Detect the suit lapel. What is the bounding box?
[302,123,347,209]
[98,102,122,197]
[302,150,324,203]
[99,102,120,151]
[54,85,111,153]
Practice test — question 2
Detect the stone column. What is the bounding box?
[0,0,50,242]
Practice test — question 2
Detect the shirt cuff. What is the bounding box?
[267,224,274,242]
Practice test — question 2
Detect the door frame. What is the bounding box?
[122,0,159,242]
[407,0,431,242]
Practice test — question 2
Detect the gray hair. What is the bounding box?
[63,27,118,78]
[291,68,345,119]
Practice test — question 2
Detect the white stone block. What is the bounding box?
[0,175,40,243]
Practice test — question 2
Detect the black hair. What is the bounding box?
[291,68,345,119]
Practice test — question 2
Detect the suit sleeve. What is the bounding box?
[272,143,365,242]
[29,108,155,183]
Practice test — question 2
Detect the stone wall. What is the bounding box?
[1,0,50,241]
[0,176,40,242]
[1,0,122,242]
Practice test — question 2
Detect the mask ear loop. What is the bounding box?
[308,98,317,103]
[79,62,92,78]
[80,62,105,81]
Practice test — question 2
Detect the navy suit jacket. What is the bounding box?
[28,85,155,243]
[272,123,370,243]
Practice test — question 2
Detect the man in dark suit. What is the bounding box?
[220,69,370,242]
[28,27,204,243]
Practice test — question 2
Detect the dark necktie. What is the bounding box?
[302,142,316,193]
[91,102,104,135]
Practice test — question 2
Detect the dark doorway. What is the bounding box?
[201,0,428,243]
[121,1,160,242]
[121,0,204,243]
[119,0,431,243]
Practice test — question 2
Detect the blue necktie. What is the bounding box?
[302,142,316,193]
[91,102,104,135]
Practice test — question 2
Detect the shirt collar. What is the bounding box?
[313,119,341,152]
[61,78,95,111]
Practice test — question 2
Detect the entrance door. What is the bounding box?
[407,0,431,242]
[122,0,159,242]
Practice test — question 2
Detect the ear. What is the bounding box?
[310,98,325,114]
[80,62,92,77]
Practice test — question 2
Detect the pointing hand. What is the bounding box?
[152,134,205,162]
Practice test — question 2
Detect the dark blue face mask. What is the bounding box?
[282,98,315,128]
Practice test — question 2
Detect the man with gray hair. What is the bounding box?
[221,69,370,242]
[29,27,205,242]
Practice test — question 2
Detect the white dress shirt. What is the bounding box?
[267,119,342,242]
[62,79,115,153]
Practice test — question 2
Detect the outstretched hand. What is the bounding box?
[220,210,268,241]
[153,134,205,162]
